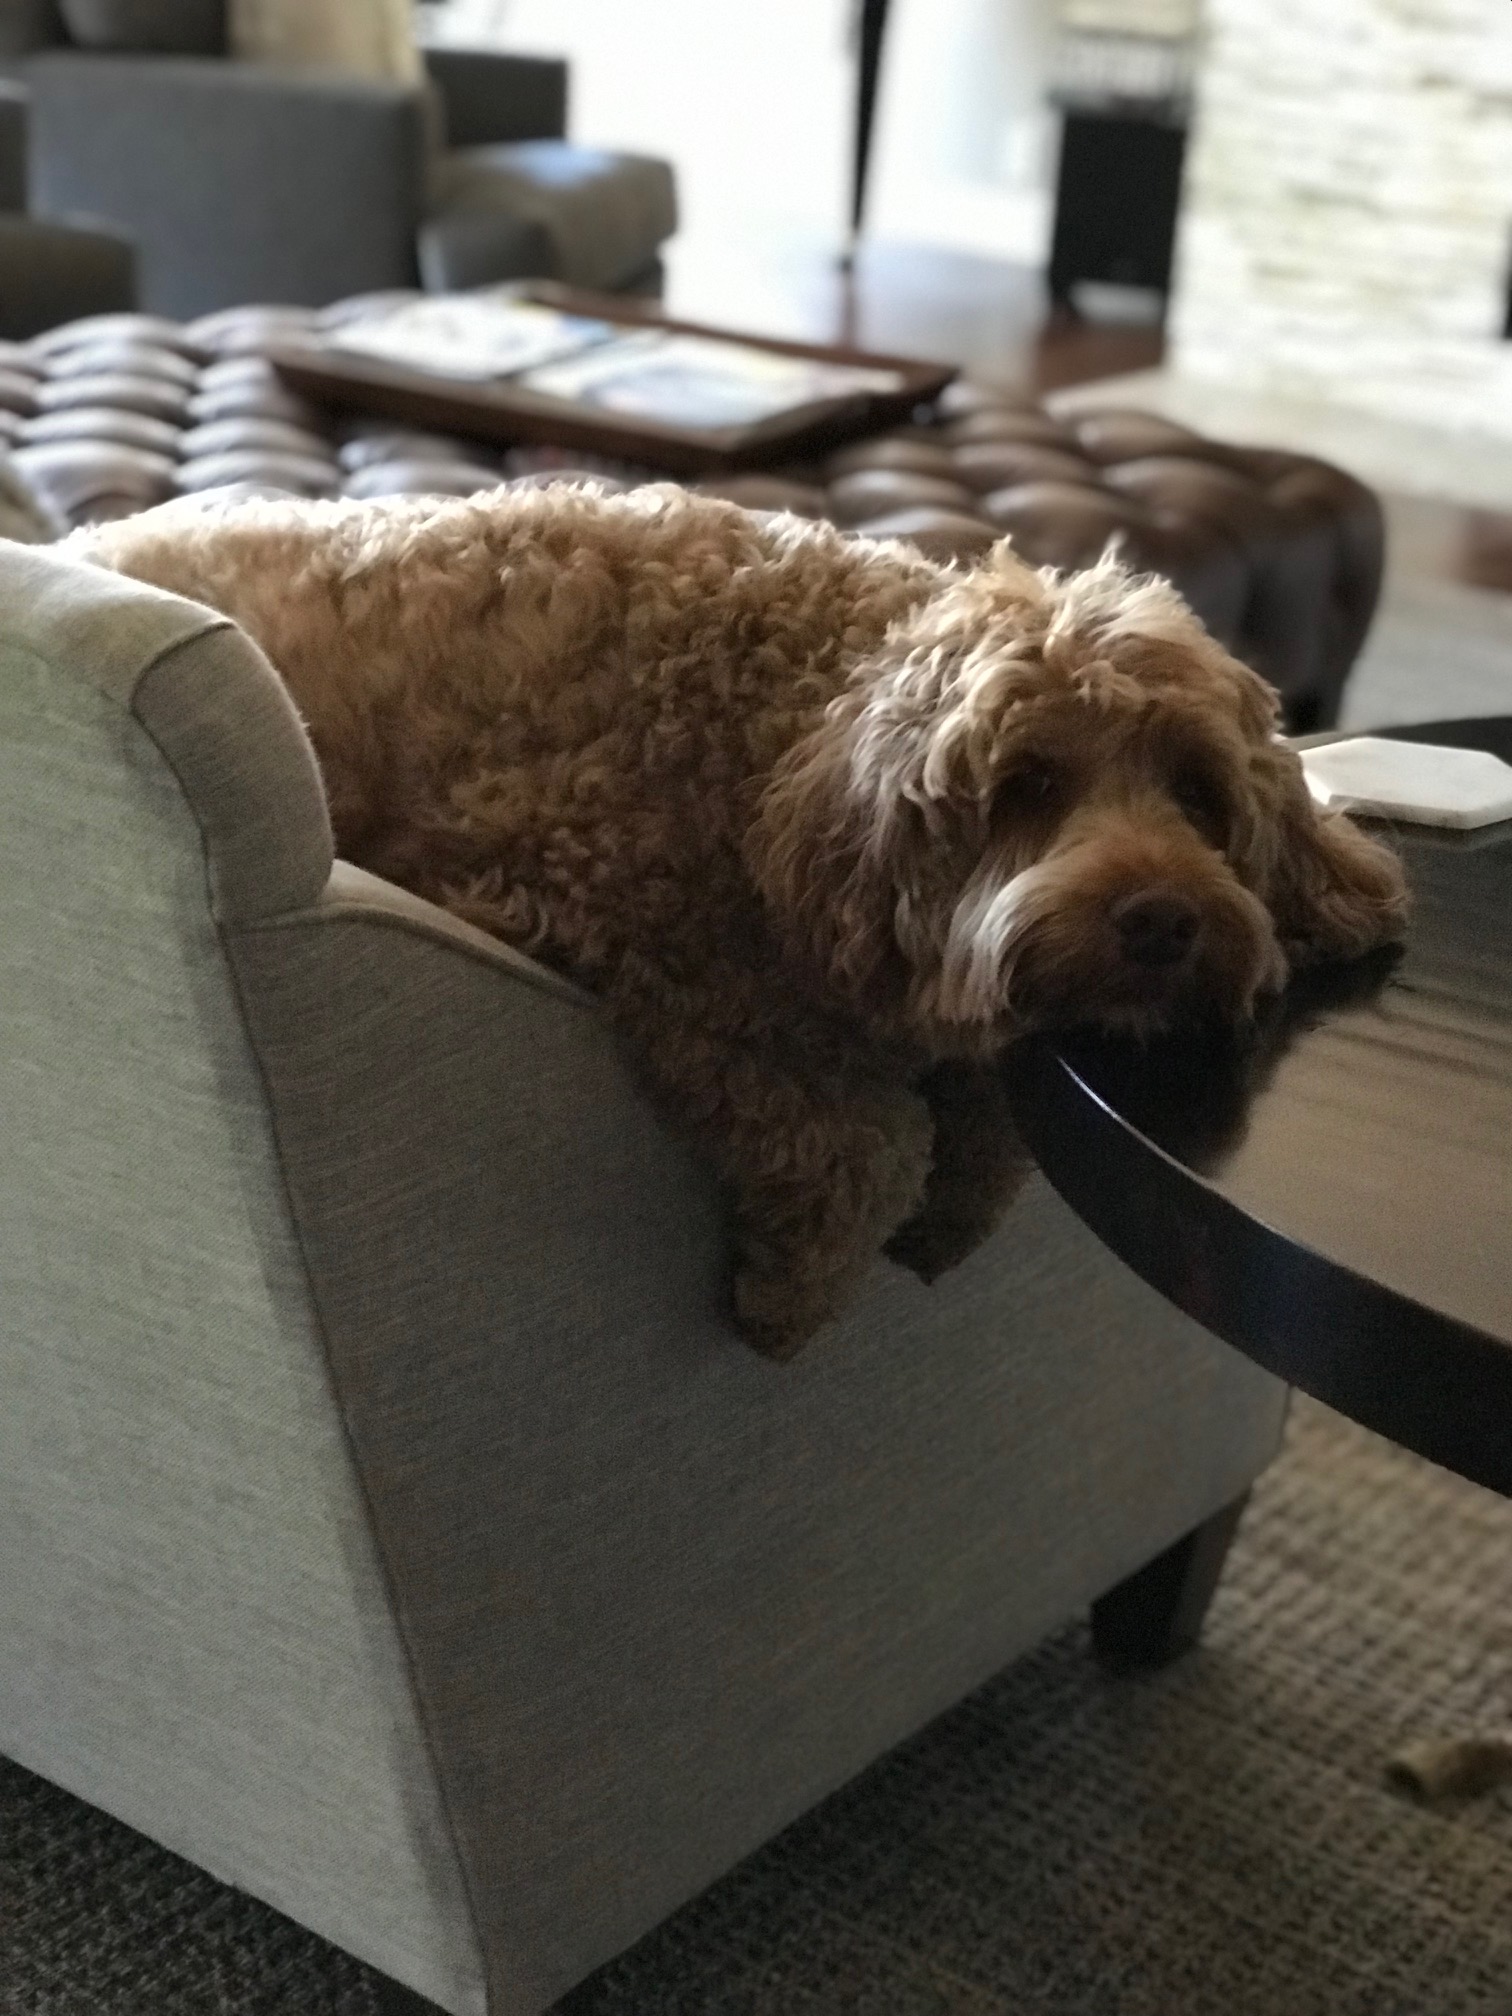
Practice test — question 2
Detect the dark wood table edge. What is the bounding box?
[1003,1039,1512,1499]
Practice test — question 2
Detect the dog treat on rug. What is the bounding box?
[1384,1735,1512,1803]
[68,484,1411,1357]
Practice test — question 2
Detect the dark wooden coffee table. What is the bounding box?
[1005,716,1512,1499]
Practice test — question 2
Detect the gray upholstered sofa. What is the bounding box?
[0,534,1288,2014]
[2,12,676,316]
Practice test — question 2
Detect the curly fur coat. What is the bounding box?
[72,482,1409,1355]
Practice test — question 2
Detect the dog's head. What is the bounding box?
[749,544,1408,1053]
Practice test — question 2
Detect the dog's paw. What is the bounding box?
[884,1207,997,1284]
[733,1264,836,1362]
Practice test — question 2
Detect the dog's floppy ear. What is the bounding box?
[746,565,1060,1016]
[744,688,923,1015]
[1253,740,1410,963]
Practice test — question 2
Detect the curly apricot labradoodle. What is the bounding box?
[74,483,1409,1357]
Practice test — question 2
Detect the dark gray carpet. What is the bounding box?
[5,1394,1511,2016]
[1341,572,1512,733]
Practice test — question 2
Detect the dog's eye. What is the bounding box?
[990,758,1060,821]
[1170,762,1231,845]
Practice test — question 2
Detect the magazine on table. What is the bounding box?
[327,292,907,429]
[519,331,906,429]
[328,293,621,380]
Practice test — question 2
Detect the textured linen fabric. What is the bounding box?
[3,540,332,919]
[228,0,421,84]
[228,873,1288,2014]
[1,536,1287,2015]
[0,545,486,2014]
[132,625,335,922]
[26,53,428,315]
[434,141,678,291]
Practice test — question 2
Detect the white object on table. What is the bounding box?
[1300,736,1512,829]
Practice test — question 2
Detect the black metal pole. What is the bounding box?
[847,0,892,258]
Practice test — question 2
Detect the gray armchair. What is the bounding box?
[14,43,676,317]
[0,534,1287,2014]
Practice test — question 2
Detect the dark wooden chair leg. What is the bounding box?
[372,1976,449,2016]
[1091,1491,1250,1674]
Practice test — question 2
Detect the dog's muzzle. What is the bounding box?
[1109,887,1202,971]
[932,853,1278,1039]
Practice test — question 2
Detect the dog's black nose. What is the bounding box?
[1112,889,1201,968]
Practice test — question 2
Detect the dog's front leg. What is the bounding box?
[884,1060,1032,1284]
[724,1067,936,1359]
[612,962,934,1358]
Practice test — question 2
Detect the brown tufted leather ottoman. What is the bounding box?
[1,302,1384,731]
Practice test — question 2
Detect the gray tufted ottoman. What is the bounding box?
[1,299,1385,731]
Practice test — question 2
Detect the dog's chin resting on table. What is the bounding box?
[72,483,1409,1358]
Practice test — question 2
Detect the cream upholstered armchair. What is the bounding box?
[0,536,1287,2014]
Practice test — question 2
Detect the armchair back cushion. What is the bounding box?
[28,52,429,314]
[229,0,421,83]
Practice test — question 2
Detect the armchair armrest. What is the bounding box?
[0,212,135,339]
[0,78,27,210]
[422,46,568,145]
[221,842,1286,2008]
[417,205,554,290]
[25,53,429,316]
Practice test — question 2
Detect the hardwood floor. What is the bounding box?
[664,235,1164,395]
[1460,508,1512,595]
[1383,491,1512,599]
[666,230,1512,603]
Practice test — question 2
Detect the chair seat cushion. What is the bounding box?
[433,140,677,293]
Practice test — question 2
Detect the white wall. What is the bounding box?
[866,0,1057,259]
[424,0,1059,263]
[479,0,853,244]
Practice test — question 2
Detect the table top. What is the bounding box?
[1005,717,1512,1498]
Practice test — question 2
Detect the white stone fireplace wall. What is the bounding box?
[1169,0,1512,440]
